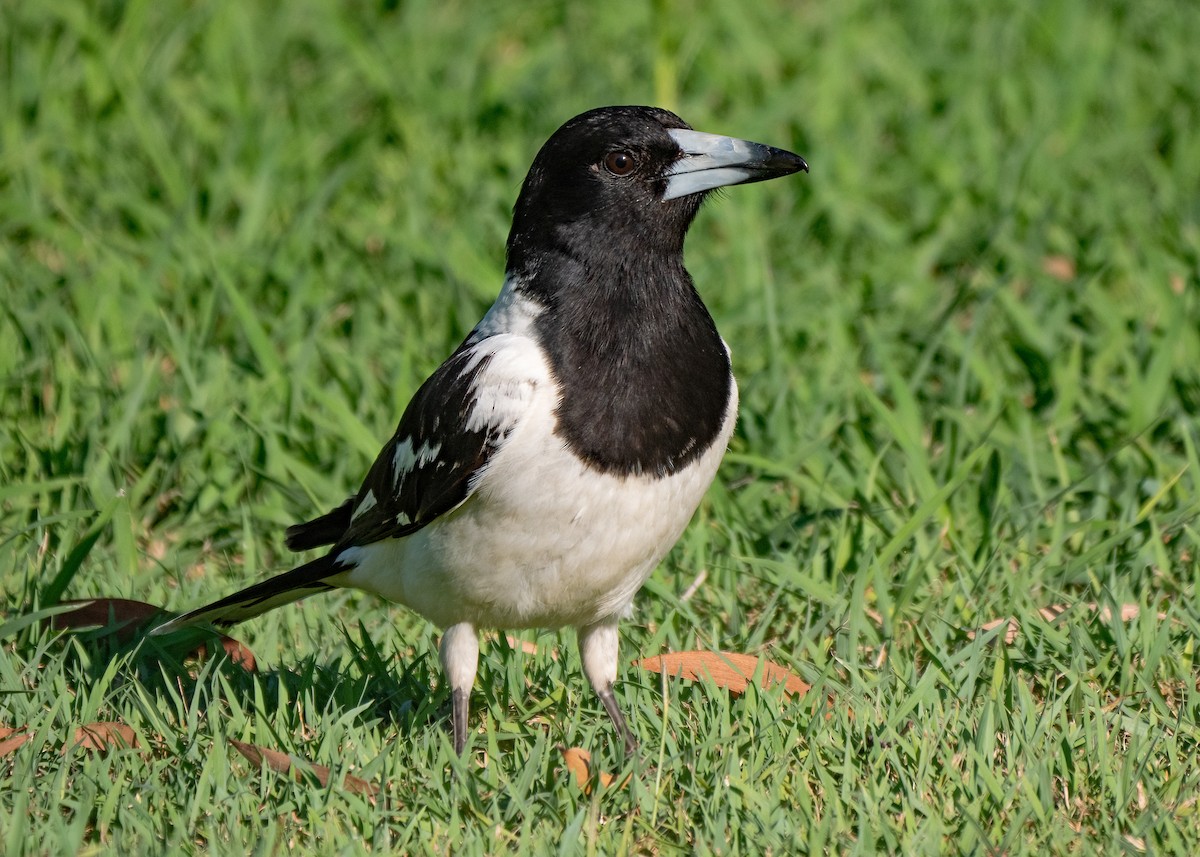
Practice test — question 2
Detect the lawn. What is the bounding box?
[3,0,1200,853]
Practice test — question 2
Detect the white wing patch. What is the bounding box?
[351,489,378,522]
[392,437,445,487]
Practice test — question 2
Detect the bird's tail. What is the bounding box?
[285,498,355,551]
[150,554,340,635]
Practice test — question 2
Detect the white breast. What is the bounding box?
[341,333,737,631]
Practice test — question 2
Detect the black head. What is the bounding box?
[505,106,806,278]
[506,106,699,275]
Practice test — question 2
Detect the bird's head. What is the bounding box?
[506,106,807,276]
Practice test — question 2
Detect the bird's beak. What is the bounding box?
[663,129,808,201]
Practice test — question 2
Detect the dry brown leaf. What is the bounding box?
[1097,603,1160,623]
[480,633,544,657]
[1042,255,1077,282]
[559,747,618,794]
[229,739,379,800]
[967,602,1169,644]
[970,616,1023,645]
[52,598,164,641]
[49,597,257,672]
[0,727,32,758]
[506,635,541,656]
[71,722,139,752]
[636,651,810,699]
[215,636,257,672]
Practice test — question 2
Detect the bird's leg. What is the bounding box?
[451,687,469,757]
[578,619,638,756]
[439,622,479,755]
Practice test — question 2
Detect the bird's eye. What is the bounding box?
[603,151,637,176]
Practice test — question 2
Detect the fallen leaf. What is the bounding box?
[636,651,810,699]
[0,727,32,758]
[215,637,257,672]
[967,602,1168,644]
[52,598,164,642]
[49,598,256,671]
[506,635,541,656]
[1042,255,1076,282]
[559,746,618,794]
[1098,603,1155,623]
[972,617,1022,645]
[481,632,544,657]
[229,739,378,800]
[71,722,139,752]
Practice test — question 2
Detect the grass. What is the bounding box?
[3,0,1200,852]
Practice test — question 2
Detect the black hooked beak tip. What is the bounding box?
[663,128,808,201]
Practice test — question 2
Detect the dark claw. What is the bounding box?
[598,686,638,756]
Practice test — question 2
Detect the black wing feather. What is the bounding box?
[285,498,355,551]
[331,342,511,549]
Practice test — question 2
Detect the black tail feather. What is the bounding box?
[151,554,340,634]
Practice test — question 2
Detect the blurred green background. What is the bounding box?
[3,0,1200,853]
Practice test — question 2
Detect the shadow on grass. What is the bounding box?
[10,614,443,742]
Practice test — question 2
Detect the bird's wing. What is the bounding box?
[151,334,544,635]
[329,333,542,550]
[285,499,355,551]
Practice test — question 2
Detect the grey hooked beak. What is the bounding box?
[663,129,808,201]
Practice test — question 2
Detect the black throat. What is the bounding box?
[518,242,732,478]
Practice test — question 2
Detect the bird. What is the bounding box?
[152,106,807,756]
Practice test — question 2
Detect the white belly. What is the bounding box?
[341,352,737,630]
